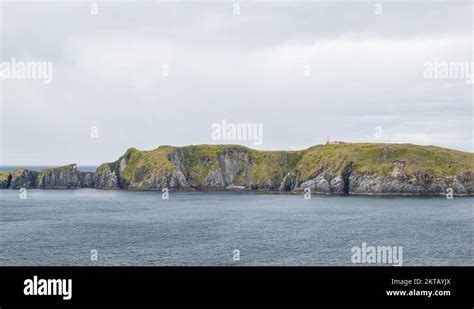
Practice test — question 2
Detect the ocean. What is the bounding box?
[0,189,472,266]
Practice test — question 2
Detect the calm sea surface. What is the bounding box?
[0,189,472,266]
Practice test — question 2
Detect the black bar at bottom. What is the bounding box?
[0,267,471,306]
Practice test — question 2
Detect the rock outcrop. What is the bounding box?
[10,169,38,189]
[37,164,93,189]
[3,165,93,190]
[92,163,119,189]
[0,171,12,189]
[1,143,473,196]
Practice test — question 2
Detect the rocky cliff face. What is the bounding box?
[3,165,93,190]
[9,169,38,189]
[0,171,12,189]
[296,162,473,195]
[37,164,94,189]
[1,143,473,195]
[92,163,119,189]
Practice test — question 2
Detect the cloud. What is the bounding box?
[0,1,472,165]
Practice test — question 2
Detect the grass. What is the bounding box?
[179,144,248,183]
[0,171,11,182]
[12,168,26,178]
[250,150,303,183]
[119,146,178,184]
[298,143,473,178]
[93,143,474,186]
[38,164,77,175]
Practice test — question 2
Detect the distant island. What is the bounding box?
[1,143,473,196]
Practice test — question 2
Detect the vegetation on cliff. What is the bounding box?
[1,143,473,195]
[91,143,473,194]
[297,143,473,179]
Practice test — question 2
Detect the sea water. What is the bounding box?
[0,189,472,266]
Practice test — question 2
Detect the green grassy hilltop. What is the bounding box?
[2,143,473,195]
[98,143,473,185]
[297,143,473,178]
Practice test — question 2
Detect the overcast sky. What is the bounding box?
[0,0,472,166]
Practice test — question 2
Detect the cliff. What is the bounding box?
[3,165,94,190]
[36,164,94,189]
[1,143,473,195]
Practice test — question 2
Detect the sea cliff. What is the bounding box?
[1,143,473,195]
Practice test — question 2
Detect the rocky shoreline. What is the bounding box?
[1,143,473,196]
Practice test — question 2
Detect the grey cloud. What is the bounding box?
[1,1,472,165]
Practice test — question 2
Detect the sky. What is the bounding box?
[0,0,472,165]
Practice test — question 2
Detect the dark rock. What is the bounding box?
[10,169,37,189]
[0,172,12,188]
[279,172,296,192]
[37,164,83,189]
